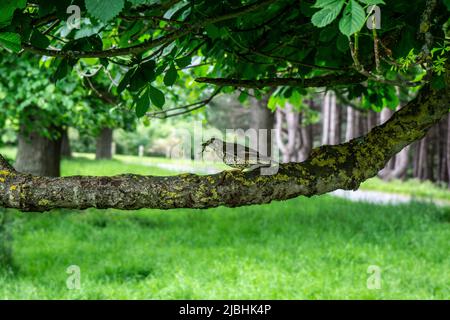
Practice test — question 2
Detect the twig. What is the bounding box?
[146,87,222,119]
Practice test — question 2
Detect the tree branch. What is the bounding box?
[0,156,14,172]
[195,74,367,88]
[146,87,222,119]
[0,84,448,212]
[21,31,188,58]
[22,0,276,59]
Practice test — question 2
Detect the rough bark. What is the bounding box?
[96,128,114,160]
[14,122,62,177]
[0,85,448,212]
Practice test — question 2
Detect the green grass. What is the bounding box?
[360,178,450,201]
[0,150,449,299]
[62,155,175,177]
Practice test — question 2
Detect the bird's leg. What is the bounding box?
[243,164,264,172]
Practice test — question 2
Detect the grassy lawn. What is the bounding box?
[360,178,450,201]
[0,150,449,299]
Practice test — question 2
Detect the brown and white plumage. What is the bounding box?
[201,138,273,171]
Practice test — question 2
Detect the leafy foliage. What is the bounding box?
[0,54,136,139]
[0,0,447,120]
[0,32,20,52]
[85,0,125,22]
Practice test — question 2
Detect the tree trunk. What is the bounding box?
[379,108,395,173]
[321,91,330,145]
[15,122,62,177]
[345,107,354,142]
[379,146,410,181]
[96,128,113,160]
[321,91,340,145]
[367,110,377,132]
[437,118,447,182]
[298,119,312,162]
[328,91,340,145]
[275,104,299,162]
[416,135,428,180]
[447,115,450,188]
[345,106,362,141]
[60,128,72,158]
[427,124,438,182]
[250,95,274,157]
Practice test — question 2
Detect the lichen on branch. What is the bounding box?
[0,84,448,212]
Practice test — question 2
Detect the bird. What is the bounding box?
[201,137,274,171]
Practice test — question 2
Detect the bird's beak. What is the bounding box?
[201,142,208,154]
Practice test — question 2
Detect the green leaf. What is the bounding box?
[128,0,152,5]
[431,75,446,90]
[338,0,366,36]
[85,0,125,22]
[336,33,349,52]
[358,0,385,4]
[175,56,191,69]
[135,90,150,117]
[238,91,248,103]
[128,70,148,92]
[148,86,165,109]
[51,59,70,83]
[444,0,450,10]
[205,24,221,39]
[117,67,136,93]
[0,0,26,25]
[128,61,156,92]
[313,0,343,8]
[163,63,178,86]
[140,60,156,82]
[30,30,50,49]
[0,32,21,53]
[311,0,345,28]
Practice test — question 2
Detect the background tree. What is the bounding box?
[0,54,84,176]
[0,0,448,211]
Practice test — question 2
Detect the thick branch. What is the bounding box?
[0,84,448,212]
[195,74,367,88]
[0,156,14,172]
